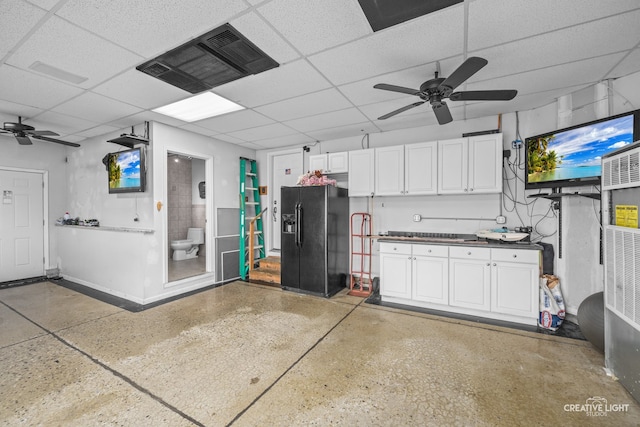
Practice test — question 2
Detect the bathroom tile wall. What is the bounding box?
[167,157,193,256]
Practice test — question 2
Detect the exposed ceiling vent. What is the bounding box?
[136,23,279,93]
[358,0,463,32]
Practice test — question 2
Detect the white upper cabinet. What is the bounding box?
[348,148,375,197]
[308,154,327,172]
[437,134,502,194]
[327,152,348,173]
[308,151,349,174]
[405,141,437,195]
[375,145,404,196]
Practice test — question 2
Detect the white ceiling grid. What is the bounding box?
[0,0,639,150]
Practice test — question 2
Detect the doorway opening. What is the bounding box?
[167,152,207,282]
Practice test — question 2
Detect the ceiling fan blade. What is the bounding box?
[450,89,517,102]
[374,83,421,96]
[30,130,60,136]
[16,135,33,145]
[31,134,81,147]
[432,102,453,125]
[440,57,488,91]
[378,101,425,120]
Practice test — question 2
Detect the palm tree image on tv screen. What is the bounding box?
[109,151,141,189]
[527,114,635,184]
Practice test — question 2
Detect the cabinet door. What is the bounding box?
[348,149,375,197]
[380,252,412,299]
[438,138,467,194]
[449,258,491,310]
[468,134,502,193]
[309,154,327,173]
[375,145,404,196]
[491,261,538,318]
[413,255,448,304]
[405,141,437,195]
[327,152,348,173]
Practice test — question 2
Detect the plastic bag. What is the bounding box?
[538,274,565,331]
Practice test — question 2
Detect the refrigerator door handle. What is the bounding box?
[295,203,302,246]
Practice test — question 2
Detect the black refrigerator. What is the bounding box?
[281,185,349,297]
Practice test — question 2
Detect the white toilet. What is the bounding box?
[171,228,204,261]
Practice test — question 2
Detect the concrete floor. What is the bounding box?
[1,281,638,426]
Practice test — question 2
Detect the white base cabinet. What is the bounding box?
[380,242,540,325]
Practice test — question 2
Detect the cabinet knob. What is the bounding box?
[470,188,474,192]
[464,188,468,192]
[467,251,471,255]
[512,254,517,258]
[427,249,432,253]
[486,263,490,266]
[408,256,412,260]
[413,257,416,260]
[493,263,497,266]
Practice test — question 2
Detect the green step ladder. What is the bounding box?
[239,157,265,280]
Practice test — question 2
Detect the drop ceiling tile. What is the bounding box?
[0,0,47,58]
[230,11,300,65]
[238,142,264,150]
[253,133,315,150]
[106,111,183,129]
[75,124,122,138]
[374,112,439,132]
[52,92,143,123]
[255,88,353,122]
[193,109,275,134]
[215,59,332,108]
[213,134,248,145]
[338,57,463,106]
[258,0,371,55]
[285,108,369,133]
[92,69,189,110]
[473,10,640,81]
[57,0,248,57]
[467,53,626,98]
[27,0,59,10]
[0,100,44,120]
[468,0,640,51]
[308,5,464,85]
[0,65,84,109]
[6,16,142,89]
[30,111,99,135]
[306,122,380,141]
[227,123,298,142]
[608,48,640,79]
[178,124,218,137]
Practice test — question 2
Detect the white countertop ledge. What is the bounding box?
[55,224,154,234]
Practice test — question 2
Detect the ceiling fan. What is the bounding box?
[374,57,517,125]
[1,116,80,147]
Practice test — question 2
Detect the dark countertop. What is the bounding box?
[375,236,542,251]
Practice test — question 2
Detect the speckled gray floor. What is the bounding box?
[1,281,638,426]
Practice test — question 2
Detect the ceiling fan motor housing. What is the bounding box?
[3,122,35,132]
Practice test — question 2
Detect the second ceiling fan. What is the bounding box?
[374,57,517,125]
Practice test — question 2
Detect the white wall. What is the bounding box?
[57,122,254,304]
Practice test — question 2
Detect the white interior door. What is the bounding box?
[270,151,302,252]
[0,169,44,282]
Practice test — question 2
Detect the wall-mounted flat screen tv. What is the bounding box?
[525,109,640,190]
[108,147,146,193]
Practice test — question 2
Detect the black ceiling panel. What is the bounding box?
[137,23,278,94]
[358,0,463,32]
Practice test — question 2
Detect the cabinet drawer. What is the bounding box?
[412,244,448,258]
[449,246,491,260]
[491,248,540,264]
[380,242,412,255]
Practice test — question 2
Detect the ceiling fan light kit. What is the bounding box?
[374,56,517,125]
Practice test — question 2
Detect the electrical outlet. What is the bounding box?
[496,215,506,224]
[511,139,522,149]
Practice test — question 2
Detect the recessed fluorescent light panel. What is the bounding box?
[153,92,244,122]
